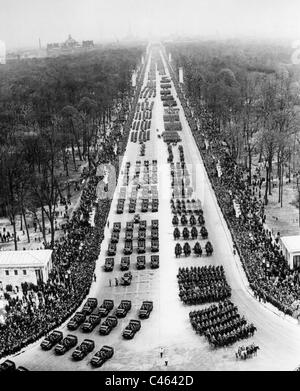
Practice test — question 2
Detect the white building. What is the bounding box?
[0,250,53,290]
[280,236,300,269]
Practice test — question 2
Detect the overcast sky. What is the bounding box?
[0,0,300,49]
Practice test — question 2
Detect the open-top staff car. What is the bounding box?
[82,298,98,316]
[99,316,118,335]
[121,271,132,286]
[139,301,153,319]
[137,239,146,254]
[151,228,159,240]
[126,221,134,231]
[55,334,78,355]
[129,203,136,213]
[122,319,141,339]
[152,201,159,212]
[67,311,86,330]
[115,300,131,318]
[120,256,130,271]
[139,220,147,230]
[110,231,119,243]
[113,222,121,233]
[151,219,159,229]
[81,314,101,332]
[107,242,117,256]
[124,240,133,255]
[40,330,63,350]
[125,230,133,241]
[72,339,95,361]
[0,360,16,372]
[138,229,146,240]
[99,299,114,317]
[151,239,159,252]
[90,346,114,368]
[150,255,159,269]
[141,201,148,212]
[136,255,146,269]
[104,257,114,272]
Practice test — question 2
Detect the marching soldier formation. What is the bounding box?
[189,300,257,348]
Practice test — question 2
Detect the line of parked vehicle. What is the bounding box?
[33,298,155,368]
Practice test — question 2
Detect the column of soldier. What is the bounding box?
[167,144,257,349]
[170,145,213,258]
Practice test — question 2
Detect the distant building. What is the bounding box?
[0,250,53,290]
[47,35,94,56]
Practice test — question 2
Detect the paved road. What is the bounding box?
[8,46,300,371]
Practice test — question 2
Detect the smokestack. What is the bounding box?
[39,38,42,50]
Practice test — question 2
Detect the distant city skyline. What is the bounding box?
[0,0,300,50]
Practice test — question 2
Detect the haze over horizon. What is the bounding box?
[0,0,300,50]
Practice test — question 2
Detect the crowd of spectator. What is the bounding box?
[0,53,149,359]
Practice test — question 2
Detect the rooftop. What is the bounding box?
[0,250,52,268]
[280,236,300,253]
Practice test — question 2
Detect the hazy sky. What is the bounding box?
[0,0,300,49]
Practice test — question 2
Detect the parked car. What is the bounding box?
[122,319,141,339]
[99,299,114,317]
[90,346,114,368]
[141,202,148,212]
[124,240,133,255]
[99,316,118,335]
[16,366,29,371]
[137,239,146,254]
[125,230,133,241]
[152,202,158,212]
[151,228,159,240]
[55,334,78,355]
[126,222,134,231]
[121,271,132,286]
[0,360,16,372]
[117,201,124,214]
[139,220,147,230]
[81,314,101,332]
[150,255,159,269]
[40,330,63,350]
[136,256,146,269]
[115,300,131,318]
[82,298,98,316]
[113,222,121,232]
[107,242,117,256]
[138,301,153,319]
[111,231,119,243]
[72,339,95,361]
[138,230,146,240]
[151,239,159,252]
[67,312,86,330]
[120,256,130,271]
[151,219,159,229]
[104,257,114,272]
